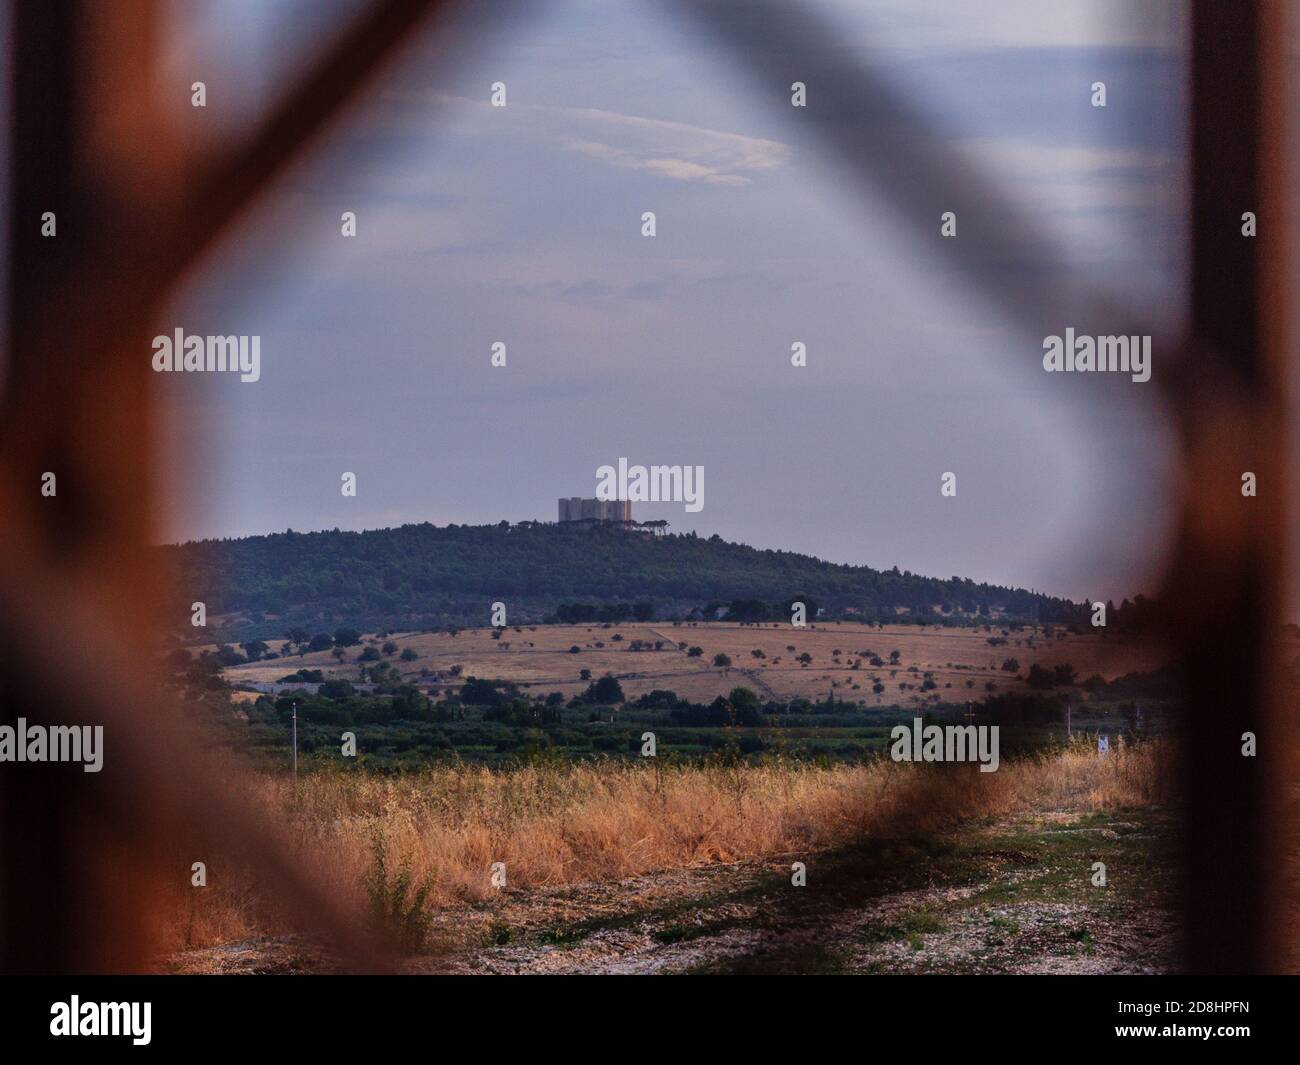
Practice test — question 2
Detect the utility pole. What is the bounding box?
[291,701,298,779]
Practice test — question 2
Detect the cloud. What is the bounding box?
[558,138,751,186]
[413,93,791,186]
[961,136,1170,179]
[953,134,1180,261]
[551,106,790,184]
[819,0,1182,54]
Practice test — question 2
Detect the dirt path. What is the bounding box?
[169,807,1180,975]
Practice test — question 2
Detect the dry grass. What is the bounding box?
[218,620,1172,705]
[165,740,1172,953]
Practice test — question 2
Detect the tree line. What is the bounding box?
[162,520,1101,640]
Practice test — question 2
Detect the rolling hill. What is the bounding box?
[161,521,1097,641]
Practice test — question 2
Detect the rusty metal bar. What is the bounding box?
[0,0,447,973]
[1175,0,1291,974]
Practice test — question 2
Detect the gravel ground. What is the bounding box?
[169,807,1181,975]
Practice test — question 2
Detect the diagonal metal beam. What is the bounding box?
[163,0,454,300]
[667,0,1172,368]
[0,0,457,973]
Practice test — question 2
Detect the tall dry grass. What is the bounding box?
[168,739,1173,952]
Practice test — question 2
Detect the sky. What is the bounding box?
[157,0,1194,603]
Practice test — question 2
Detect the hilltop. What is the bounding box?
[161,520,1095,641]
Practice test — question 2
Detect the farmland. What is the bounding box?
[164,621,1198,973]
[178,620,1180,769]
[221,620,1167,706]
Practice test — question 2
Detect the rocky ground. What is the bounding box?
[168,806,1180,975]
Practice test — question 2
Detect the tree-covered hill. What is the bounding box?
[161,521,1090,640]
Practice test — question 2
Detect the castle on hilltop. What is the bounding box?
[558,497,632,523]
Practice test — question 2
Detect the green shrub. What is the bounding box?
[363,838,433,954]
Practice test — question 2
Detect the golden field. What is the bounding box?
[217,620,1169,705]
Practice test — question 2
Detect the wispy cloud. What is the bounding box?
[548,106,790,185]
[401,92,791,186]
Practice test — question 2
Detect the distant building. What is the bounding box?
[558,497,632,523]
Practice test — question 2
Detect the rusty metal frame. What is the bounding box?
[1176,0,1292,974]
[1,0,449,974]
[0,0,1292,974]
